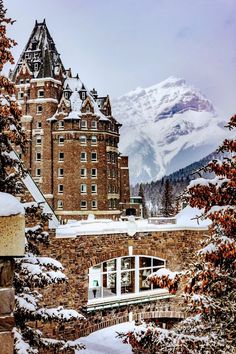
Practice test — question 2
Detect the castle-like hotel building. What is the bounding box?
[12,20,132,220]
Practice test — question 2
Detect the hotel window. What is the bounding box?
[81,152,87,162]
[35,168,41,177]
[88,256,166,301]
[58,184,64,194]
[81,184,87,194]
[58,121,64,130]
[36,135,42,145]
[81,168,87,178]
[91,184,97,194]
[107,152,111,162]
[38,89,44,98]
[91,136,97,145]
[36,122,42,129]
[91,168,97,178]
[92,200,97,209]
[58,168,64,177]
[37,105,43,114]
[81,120,87,129]
[80,200,87,209]
[59,152,64,161]
[57,200,63,209]
[18,92,24,100]
[80,135,87,145]
[58,135,64,145]
[91,120,97,130]
[91,152,97,162]
[36,152,41,161]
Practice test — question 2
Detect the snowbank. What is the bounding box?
[0,192,24,216]
[56,206,211,238]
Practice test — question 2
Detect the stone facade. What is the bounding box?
[0,200,25,353]
[11,20,134,221]
[0,214,25,256]
[39,228,208,340]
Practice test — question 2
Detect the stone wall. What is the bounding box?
[0,200,25,353]
[0,259,15,353]
[39,228,208,339]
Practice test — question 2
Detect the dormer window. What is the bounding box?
[38,89,44,98]
[19,79,24,84]
[64,91,69,99]
[26,78,30,84]
[81,120,87,129]
[58,121,64,130]
[25,53,30,60]
[82,92,86,100]
[34,63,39,71]
[32,42,37,51]
[91,121,97,130]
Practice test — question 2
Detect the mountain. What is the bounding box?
[132,150,225,215]
[112,77,230,184]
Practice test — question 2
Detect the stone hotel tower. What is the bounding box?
[11,20,132,220]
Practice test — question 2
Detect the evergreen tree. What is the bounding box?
[159,179,175,216]
[119,115,236,353]
[0,2,84,352]
[138,183,148,218]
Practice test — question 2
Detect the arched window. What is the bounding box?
[88,255,166,302]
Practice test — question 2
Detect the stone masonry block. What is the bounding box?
[0,288,15,315]
[0,214,25,256]
[0,259,14,287]
[0,315,15,332]
[0,332,14,354]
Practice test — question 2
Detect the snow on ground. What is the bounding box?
[76,322,137,354]
[0,192,24,216]
[56,206,211,238]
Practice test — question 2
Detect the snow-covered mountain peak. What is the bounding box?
[112,78,229,184]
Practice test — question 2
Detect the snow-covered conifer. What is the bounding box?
[119,115,236,353]
[138,183,148,218]
[159,179,175,216]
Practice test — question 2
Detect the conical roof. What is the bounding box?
[12,19,65,80]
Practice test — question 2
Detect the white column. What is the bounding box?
[117,257,121,296]
[135,256,139,293]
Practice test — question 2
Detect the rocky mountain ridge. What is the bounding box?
[112,77,230,184]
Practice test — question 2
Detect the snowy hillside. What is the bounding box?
[112,77,230,184]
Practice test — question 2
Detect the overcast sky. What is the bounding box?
[5,0,236,117]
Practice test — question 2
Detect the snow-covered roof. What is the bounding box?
[62,77,109,121]
[56,206,211,238]
[49,76,111,122]
[0,192,25,217]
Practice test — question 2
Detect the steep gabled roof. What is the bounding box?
[12,19,65,81]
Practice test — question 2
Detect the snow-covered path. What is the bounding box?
[76,322,136,354]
